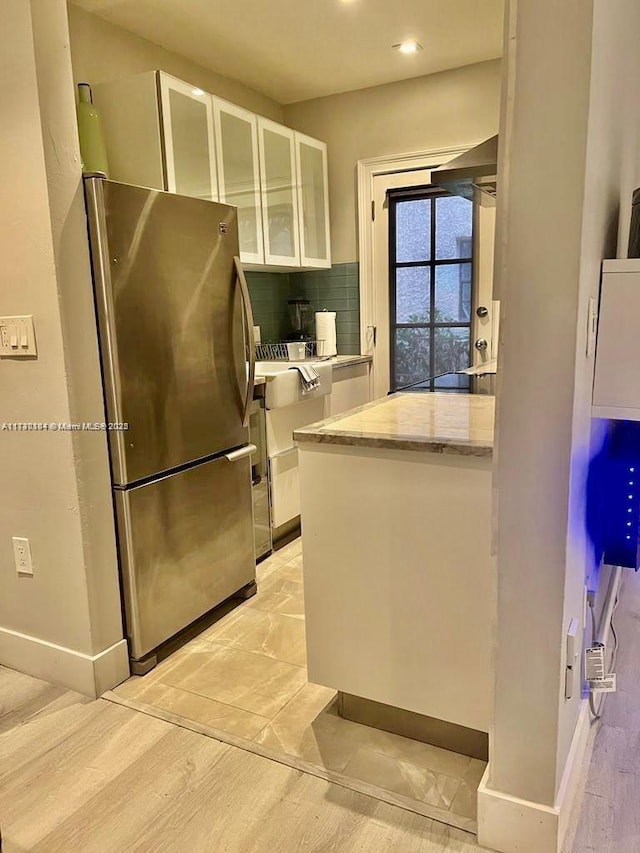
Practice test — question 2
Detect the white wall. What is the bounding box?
[558,0,640,786]
[0,0,126,693]
[482,0,640,848]
[285,60,502,263]
[67,4,284,123]
[491,0,594,807]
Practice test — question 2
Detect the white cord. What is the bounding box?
[588,578,622,720]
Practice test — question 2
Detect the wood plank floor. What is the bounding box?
[3,560,640,850]
[0,665,486,852]
[567,566,640,853]
[111,538,484,832]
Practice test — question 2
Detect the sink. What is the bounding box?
[255,360,333,409]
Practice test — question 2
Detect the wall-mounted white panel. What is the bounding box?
[593,261,640,419]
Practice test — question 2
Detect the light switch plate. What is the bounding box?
[0,315,37,357]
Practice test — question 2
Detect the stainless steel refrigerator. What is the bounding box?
[84,177,257,672]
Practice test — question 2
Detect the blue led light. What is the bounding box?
[586,421,640,570]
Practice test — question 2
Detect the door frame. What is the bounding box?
[356,144,480,396]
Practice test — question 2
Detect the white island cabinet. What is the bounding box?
[295,392,496,757]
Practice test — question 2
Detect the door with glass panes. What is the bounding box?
[389,188,473,392]
[371,171,475,398]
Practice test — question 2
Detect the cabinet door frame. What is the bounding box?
[158,72,219,201]
[213,97,264,265]
[257,117,301,267]
[294,131,332,269]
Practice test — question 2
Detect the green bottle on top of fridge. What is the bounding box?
[76,82,109,177]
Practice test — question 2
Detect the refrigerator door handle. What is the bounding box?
[224,444,257,463]
[234,256,256,428]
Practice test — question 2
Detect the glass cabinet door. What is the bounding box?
[158,73,218,201]
[295,132,331,268]
[213,98,264,265]
[257,118,300,267]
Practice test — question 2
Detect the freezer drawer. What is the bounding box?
[115,452,255,660]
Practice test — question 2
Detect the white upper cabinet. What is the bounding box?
[213,98,264,265]
[92,71,332,269]
[257,118,300,267]
[295,132,331,269]
[158,74,218,202]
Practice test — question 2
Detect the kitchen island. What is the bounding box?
[294,392,495,759]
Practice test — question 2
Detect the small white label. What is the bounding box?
[590,673,617,693]
[585,645,606,681]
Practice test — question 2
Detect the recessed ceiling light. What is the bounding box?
[393,41,423,55]
[192,88,205,96]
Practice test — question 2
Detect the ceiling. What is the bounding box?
[72,0,504,104]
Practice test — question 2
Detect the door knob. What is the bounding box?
[475,338,488,351]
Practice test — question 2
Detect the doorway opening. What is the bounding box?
[359,152,497,400]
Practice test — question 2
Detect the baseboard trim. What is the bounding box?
[477,700,592,853]
[0,626,130,698]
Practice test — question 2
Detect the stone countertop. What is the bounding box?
[330,355,372,370]
[293,392,495,456]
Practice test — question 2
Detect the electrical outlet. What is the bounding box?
[12,537,33,576]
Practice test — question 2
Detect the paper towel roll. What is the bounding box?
[315,311,337,357]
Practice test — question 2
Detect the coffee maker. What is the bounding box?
[287,298,313,341]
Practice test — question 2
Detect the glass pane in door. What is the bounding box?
[434,327,471,375]
[435,264,472,322]
[263,129,295,258]
[394,328,430,388]
[299,142,327,260]
[396,199,431,262]
[169,90,214,200]
[220,111,258,255]
[435,195,473,259]
[396,267,430,323]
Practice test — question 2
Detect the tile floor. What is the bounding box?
[113,537,486,829]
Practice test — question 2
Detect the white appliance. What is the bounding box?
[593,259,640,420]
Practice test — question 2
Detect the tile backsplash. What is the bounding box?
[244,271,291,344]
[246,263,361,355]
